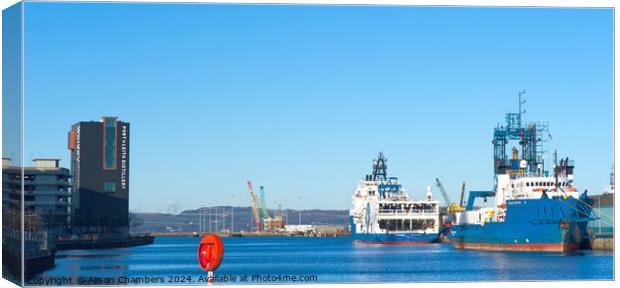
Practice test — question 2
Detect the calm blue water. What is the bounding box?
[32,236,613,285]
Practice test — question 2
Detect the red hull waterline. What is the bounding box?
[453,242,580,252]
[353,240,432,245]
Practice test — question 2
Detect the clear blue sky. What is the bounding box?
[20,3,613,212]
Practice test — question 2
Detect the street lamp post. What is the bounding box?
[284,200,288,225]
[298,197,302,225]
[208,203,212,233]
[202,205,206,234]
[202,204,206,235]
[231,195,235,233]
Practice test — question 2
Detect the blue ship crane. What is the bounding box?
[465,191,496,211]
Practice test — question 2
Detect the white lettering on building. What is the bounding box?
[75,126,80,187]
[121,124,128,190]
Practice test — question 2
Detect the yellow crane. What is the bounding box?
[246,181,262,232]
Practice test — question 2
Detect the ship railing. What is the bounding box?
[511,171,574,180]
[378,209,436,215]
[511,172,545,179]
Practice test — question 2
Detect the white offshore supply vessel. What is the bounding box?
[349,153,441,244]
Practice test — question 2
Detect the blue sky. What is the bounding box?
[20,3,613,212]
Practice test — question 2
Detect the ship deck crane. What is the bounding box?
[466,191,496,211]
[247,181,262,232]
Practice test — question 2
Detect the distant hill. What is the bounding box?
[130,206,348,234]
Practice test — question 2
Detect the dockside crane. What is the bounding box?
[460,182,466,207]
[435,178,451,206]
[255,185,285,232]
[258,186,272,226]
[247,181,262,232]
[435,178,465,213]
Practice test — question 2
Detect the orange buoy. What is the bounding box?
[198,234,224,271]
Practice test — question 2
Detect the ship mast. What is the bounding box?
[372,152,388,181]
[492,91,549,177]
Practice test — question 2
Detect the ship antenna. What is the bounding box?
[518,90,526,127]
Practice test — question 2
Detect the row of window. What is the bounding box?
[7,174,69,181]
[12,195,68,202]
[378,204,436,209]
[513,181,569,188]
[20,205,68,212]
[378,219,436,231]
[23,185,69,191]
[8,182,113,193]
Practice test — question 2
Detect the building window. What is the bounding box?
[103,117,117,170]
[104,182,116,193]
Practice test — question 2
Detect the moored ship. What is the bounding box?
[450,95,595,252]
[349,153,440,244]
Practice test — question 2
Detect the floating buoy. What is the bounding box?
[198,234,224,284]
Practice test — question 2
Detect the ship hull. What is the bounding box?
[352,231,439,244]
[452,242,580,252]
[451,222,586,252]
[451,196,592,252]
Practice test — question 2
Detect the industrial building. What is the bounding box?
[284,225,315,234]
[68,117,130,236]
[590,193,613,235]
[2,158,71,238]
[588,167,614,237]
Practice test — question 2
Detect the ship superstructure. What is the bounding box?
[451,92,595,252]
[349,153,440,244]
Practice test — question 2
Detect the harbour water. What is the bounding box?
[33,236,613,285]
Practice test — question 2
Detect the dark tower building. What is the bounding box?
[68,117,129,236]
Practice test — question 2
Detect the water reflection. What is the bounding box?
[35,236,613,284]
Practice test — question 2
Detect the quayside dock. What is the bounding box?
[152,230,351,238]
[56,234,154,250]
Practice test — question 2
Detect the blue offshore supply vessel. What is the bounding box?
[349,153,441,244]
[450,93,595,252]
